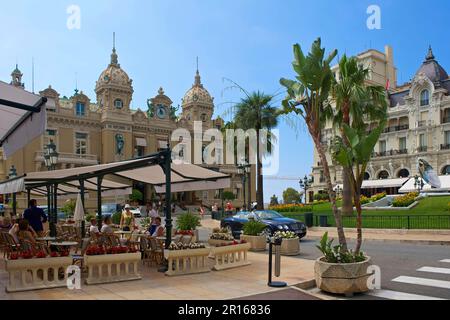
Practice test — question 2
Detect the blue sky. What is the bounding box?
[1,0,449,202]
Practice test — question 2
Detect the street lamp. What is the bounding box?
[8,165,17,217]
[414,174,424,193]
[45,140,59,237]
[237,158,251,210]
[299,175,312,204]
[335,185,342,198]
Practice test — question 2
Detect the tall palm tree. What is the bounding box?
[331,55,388,216]
[233,91,279,210]
[280,38,348,250]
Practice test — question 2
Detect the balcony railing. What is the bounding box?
[441,144,450,150]
[442,116,450,124]
[372,149,409,158]
[417,120,427,128]
[35,151,99,165]
[383,124,409,133]
[417,146,428,153]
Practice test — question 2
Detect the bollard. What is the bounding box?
[267,236,287,288]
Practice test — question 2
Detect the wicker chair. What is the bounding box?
[148,236,164,265]
[1,232,20,258]
[18,239,50,255]
[140,236,154,266]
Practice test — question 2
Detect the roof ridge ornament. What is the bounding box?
[425,45,435,61]
[110,32,119,66]
[194,56,202,87]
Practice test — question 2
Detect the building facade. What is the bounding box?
[310,46,450,200]
[1,43,255,211]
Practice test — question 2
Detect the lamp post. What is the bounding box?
[8,165,17,217]
[237,158,251,210]
[299,175,312,204]
[335,185,342,198]
[44,139,59,237]
[414,174,424,193]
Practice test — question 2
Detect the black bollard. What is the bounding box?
[267,236,287,288]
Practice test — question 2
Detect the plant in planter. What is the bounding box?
[281,39,387,295]
[175,212,201,240]
[241,220,267,251]
[209,228,235,246]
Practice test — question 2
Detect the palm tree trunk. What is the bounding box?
[342,168,354,216]
[312,135,347,251]
[354,187,363,254]
[256,129,264,210]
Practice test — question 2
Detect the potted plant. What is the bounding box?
[208,227,235,246]
[175,212,201,242]
[274,231,300,256]
[280,39,387,295]
[240,220,267,251]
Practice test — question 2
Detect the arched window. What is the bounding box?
[364,172,370,180]
[378,170,389,180]
[441,165,450,175]
[397,169,410,178]
[114,99,123,109]
[420,89,429,106]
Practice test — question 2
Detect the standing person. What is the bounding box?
[23,199,47,237]
[225,201,233,216]
[120,204,135,231]
[148,204,159,235]
[199,205,205,219]
[211,203,218,219]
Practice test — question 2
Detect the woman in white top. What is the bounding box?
[100,216,113,234]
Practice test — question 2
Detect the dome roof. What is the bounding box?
[95,47,132,91]
[415,46,448,83]
[182,70,213,106]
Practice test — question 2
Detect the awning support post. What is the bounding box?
[164,148,172,249]
[97,176,103,229]
[79,179,86,239]
[50,184,58,237]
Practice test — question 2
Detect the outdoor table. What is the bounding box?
[36,237,56,246]
[114,230,133,239]
[50,241,79,252]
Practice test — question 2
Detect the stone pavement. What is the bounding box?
[307,227,450,245]
[0,252,316,300]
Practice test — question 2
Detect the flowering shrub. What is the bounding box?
[210,228,234,241]
[371,192,387,202]
[360,195,370,205]
[317,232,366,263]
[274,231,298,239]
[175,230,194,236]
[392,192,419,207]
[168,242,206,250]
[268,204,313,212]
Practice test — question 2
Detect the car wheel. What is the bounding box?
[261,227,272,237]
[224,224,233,234]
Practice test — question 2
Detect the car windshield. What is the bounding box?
[101,204,116,212]
[256,210,283,220]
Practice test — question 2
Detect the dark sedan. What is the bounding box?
[220,210,307,239]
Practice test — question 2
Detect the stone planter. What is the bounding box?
[164,248,211,276]
[211,243,251,271]
[280,238,300,256]
[240,234,267,251]
[173,229,199,242]
[5,256,73,292]
[207,239,235,247]
[314,256,372,295]
[84,252,141,285]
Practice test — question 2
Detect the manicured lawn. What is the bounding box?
[283,196,450,229]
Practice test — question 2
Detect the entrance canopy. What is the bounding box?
[361,178,408,189]
[0,81,50,158]
[399,175,450,193]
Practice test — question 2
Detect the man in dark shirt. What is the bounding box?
[23,199,47,233]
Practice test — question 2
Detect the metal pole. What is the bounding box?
[97,176,103,229]
[164,148,172,249]
[27,189,31,204]
[242,174,246,210]
[12,193,17,217]
[50,184,57,237]
[247,169,251,210]
[79,179,86,239]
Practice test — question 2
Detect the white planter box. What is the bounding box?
[280,238,300,256]
[207,239,235,247]
[84,252,142,285]
[5,257,73,292]
[240,235,267,251]
[211,243,251,271]
[164,248,211,276]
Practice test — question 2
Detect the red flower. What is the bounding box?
[9,253,19,260]
[50,251,59,257]
[35,251,47,259]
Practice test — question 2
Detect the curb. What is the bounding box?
[307,235,450,246]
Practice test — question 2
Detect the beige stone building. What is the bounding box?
[1,44,255,211]
[310,46,450,200]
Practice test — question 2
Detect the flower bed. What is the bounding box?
[5,256,73,292]
[268,204,312,213]
[211,241,251,271]
[392,192,419,207]
[84,245,141,285]
[208,228,235,246]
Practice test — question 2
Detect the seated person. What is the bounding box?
[0,216,13,232]
[89,218,100,236]
[100,216,113,234]
[17,219,37,244]
[151,217,165,237]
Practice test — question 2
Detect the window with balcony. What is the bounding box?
[420,89,429,106]
[319,170,325,183]
[443,109,450,124]
[75,102,85,116]
[418,133,427,152]
[399,137,407,153]
[442,131,450,150]
[379,140,386,155]
[75,132,88,155]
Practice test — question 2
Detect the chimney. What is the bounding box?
[385,45,397,89]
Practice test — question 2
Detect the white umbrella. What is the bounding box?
[74,193,85,222]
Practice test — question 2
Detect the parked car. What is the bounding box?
[38,206,67,220]
[100,203,122,218]
[128,206,142,218]
[220,210,307,239]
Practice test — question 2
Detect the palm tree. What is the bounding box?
[280,38,348,250]
[331,55,388,216]
[233,91,279,210]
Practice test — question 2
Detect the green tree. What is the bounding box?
[222,191,236,201]
[269,194,279,206]
[129,189,143,203]
[280,38,348,250]
[282,188,300,204]
[331,55,388,216]
[233,91,280,210]
[61,199,76,218]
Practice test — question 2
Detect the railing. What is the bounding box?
[417,146,428,153]
[417,120,427,127]
[383,125,409,133]
[284,213,450,230]
[35,151,98,163]
[441,144,450,150]
[442,116,450,124]
[372,149,408,158]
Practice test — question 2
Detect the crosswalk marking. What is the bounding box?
[392,276,450,290]
[368,289,444,300]
[440,259,450,263]
[418,266,450,275]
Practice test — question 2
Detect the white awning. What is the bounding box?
[0,81,48,158]
[158,140,168,149]
[135,137,147,147]
[0,177,25,194]
[361,178,408,189]
[399,175,450,193]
